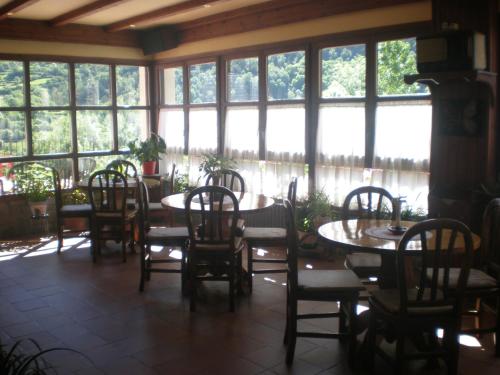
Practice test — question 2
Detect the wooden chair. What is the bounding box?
[148,163,177,225]
[136,180,189,293]
[106,159,138,178]
[342,186,394,281]
[244,177,298,292]
[185,185,244,312]
[367,218,473,374]
[87,170,137,262]
[53,169,92,253]
[283,199,364,365]
[205,169,245,192]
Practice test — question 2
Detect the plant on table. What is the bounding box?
[127,133,166,175]
[198,153,237,180]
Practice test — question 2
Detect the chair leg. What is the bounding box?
[348,299,358,366]
[285,297,297,365]
[394,332,405,375]
[237,251,243,295]
[366,309,377,371]
[495,294,500,357]
[121,223,127,262]
[339,301,347,340]
[229,257,235,312]
[247,242,253,293]
[181,247,188,296]
[443,324,459,375]
[189,253,196,312]
[57,220,63,253]
[139,242,145,292]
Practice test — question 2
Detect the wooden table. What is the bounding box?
[317,219,481,289]
[161,191,274,213]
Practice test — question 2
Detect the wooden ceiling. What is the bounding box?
[0,0,426,51]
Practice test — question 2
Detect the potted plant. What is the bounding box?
[128,134,166,175]
[198,153,237,182]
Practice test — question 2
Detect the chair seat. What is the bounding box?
[60,203,92,215]
[426,268,498,289]
[244,227,286,240]
[345,252,381,268]
[94,210,137,220]
[193,237,244,253]
[298,269,364,293]
[146,226,189,241]
[370,289,453,315]
[148,202,165,211]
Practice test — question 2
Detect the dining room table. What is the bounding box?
[317,219,481,289]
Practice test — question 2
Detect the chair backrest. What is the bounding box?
[136,180,150,245]
[106,159,138,178]
[205,169,245,193]
[342,186,394,220]
[7,161,57,196]
[284,199,299,292]
[397,218,473,316]
[481,198,500,277]
[88,169,130,215]
[287,177,298,208]
[185,185,240,251]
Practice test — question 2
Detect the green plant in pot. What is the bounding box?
[198,153,237,182]
[128,134,166,175]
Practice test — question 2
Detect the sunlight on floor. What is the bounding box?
[169,249,183,260]
[257,248,268,256]
[305,264,313,269]
[436,328,482,347]
[264,277,277,283]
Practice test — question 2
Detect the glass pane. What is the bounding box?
[0,111,26,157]
[374,101,432,167]
[317,103,365,165]
[189,62,216,104]
[224,107,259,159]
[321,44,366,98]
[75,64,111,106]
[116,65,147,106]
[377,38,428,96]
[32,110,72,155]
[267,51,305,100]
[162,67,183,105]
[266,105,305,162]
[0,61,24,107]
[77,110,113,152]
[228,57,258,102]
[44,158,74,189]
[30,62,69,106]
[158,109,184,153]
[188,108,217,154]
[117,109,148,150]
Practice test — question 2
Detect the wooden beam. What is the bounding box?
[0,18,139,47]
[106,0,222,32]
[0,0,40,21]
[176,0,427,44]
[50,0,127,27]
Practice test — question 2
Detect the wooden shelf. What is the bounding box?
[404,70,497,88]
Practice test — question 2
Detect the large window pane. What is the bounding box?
[228,57,258,102]
[224,107,259,159]
[321,44,366,98]
[158,109,184,153]
[266,105,305,162]
[162,67,183,105]
[117,109,148,150]
[32,110,71,155]
[77,110,113,152]
[30,62,69,107]
[377,38,428,96]
[0,61,24,107]
[0,111,26,157]
[267,51,305,101]
[189,62,216,104]
[75,64,110,106]
[189,108,217,154]
[116,65,147,106]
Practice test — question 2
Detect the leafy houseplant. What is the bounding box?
[128,134,166,175]
[198,153,237,181]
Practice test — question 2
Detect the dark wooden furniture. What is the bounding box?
[106,159,138,178]
[317,219,480,289]
[244,177,297,292]
[137,180,188,293]
[366,218,473,374]
[283,199,364,366]
[205,169,245,192]
[185,185,244,312]
[87,170,137,263]
[342,186,394,281]
[54,169,92,253]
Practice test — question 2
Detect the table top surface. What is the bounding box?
[161,191,274,213]
[317,219,481,255]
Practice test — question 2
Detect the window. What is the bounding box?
[161,67,183,105]
[267,51,305,100]
[189,62,216,104]
[228,57,258,102]
[0,59,151,186]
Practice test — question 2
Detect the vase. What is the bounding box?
[142,161,157,175]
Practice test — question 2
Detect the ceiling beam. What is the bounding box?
[106,0,222,32]
[0,0,40,21]
[50,0,127,27]
[176,0,427,44]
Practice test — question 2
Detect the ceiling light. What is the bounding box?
[203,4,212,8]
[7,12,14,16]
[129,24,136,28]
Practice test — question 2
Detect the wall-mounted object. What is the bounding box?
[138,26,178,55]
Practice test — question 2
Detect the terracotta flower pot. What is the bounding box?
[142,161,157,175]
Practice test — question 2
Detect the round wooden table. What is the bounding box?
[318,219,481,288]
[161,191,274,213]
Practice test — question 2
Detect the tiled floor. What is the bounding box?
[0,236,499,374]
